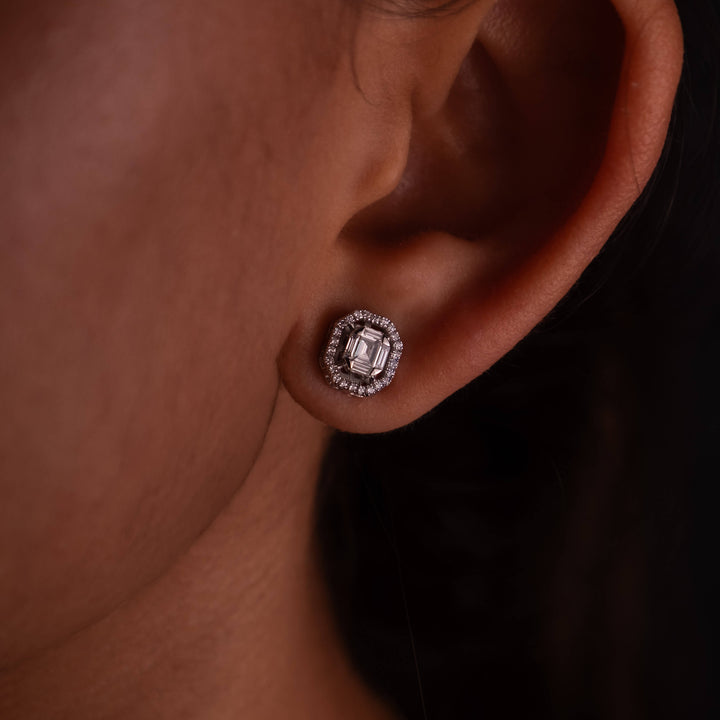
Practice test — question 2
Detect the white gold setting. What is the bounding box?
[320,310,403,398]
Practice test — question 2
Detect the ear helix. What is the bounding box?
[319,309,403,398]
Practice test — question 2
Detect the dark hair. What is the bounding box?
[315,0,720,718]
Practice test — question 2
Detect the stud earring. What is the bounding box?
[320,309,403,397]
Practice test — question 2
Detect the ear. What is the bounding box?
[278,0,683,433]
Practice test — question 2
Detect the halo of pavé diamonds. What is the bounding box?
[320,310,403,398]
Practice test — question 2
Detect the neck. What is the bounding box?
[0,386,399,720]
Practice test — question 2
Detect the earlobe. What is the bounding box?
[279,0,683,434]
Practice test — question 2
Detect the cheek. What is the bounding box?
[0,1,322,667]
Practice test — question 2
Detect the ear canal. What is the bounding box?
[342,0,625,256]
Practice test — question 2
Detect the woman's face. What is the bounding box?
[0,0,683,673]
[0,0,359,666]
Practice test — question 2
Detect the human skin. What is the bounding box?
[0,0,682,718]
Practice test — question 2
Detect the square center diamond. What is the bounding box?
[343,325,391,379]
